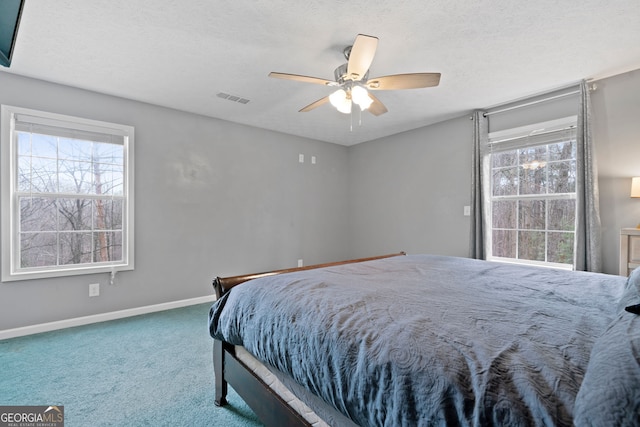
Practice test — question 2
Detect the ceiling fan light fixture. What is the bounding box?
[329,89,352,114]
[351,85,373,110]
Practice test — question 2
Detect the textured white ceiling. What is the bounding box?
[3,0,640,145]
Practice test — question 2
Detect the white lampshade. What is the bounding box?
[351,85,373,110]
[631,177,640,198]
[329,89,352,114]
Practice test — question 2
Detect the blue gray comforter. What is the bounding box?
[209,254,632,426]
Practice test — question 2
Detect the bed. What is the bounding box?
[208,253,640,426]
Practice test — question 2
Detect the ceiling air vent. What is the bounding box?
[217,92,250,104]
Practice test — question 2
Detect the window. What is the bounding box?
[485,117,577,269]
[1,105,134,281]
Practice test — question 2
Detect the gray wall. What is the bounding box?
[592,69,640,274]
[0,73,349,330]
[347,68,640,275]
[347,116,474,257]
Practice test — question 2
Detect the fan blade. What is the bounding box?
[366,93,388,116]
[366,73,441,90]
[346,34,378,82]
[299,96,330,112]
[269,72,337,86]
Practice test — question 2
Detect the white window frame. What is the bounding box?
[484,116,577,270]
[1,105,134,281]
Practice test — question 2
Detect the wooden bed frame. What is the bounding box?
[211,252,406,426]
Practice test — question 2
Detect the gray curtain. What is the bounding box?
[469,111,488,259]
[574,80,602,272]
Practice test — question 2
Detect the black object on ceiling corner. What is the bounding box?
[0,0,25,67]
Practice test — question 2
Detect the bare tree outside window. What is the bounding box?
[490,140,576,267]
[17,132,124,269]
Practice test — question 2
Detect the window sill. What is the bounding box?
[1,263,133,282]
[487,256,573,271]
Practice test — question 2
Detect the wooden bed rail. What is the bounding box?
[212,252,406,299]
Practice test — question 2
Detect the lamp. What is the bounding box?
[631,177,640,198]
[631,177,640,228]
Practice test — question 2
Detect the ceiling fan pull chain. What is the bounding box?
[350,110,353,132]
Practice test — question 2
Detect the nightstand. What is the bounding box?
[620,228,640,276]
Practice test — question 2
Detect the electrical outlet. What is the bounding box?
[89,283,100,297]
[298,259,303,267]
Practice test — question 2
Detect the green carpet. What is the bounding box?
[0,303,263,426]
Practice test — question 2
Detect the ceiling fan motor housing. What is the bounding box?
[334,63,369,85]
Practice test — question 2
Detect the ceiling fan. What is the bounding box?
[268,34,441,116]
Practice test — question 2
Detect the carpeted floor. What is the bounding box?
[0,303,263,426]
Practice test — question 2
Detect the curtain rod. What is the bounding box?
[483,89,580,117]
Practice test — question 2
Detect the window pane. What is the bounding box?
[111,165,124,195]
[58,138,92,161]
[17,155,31,192]
[518,199,546,230]
[93,163,123,195]
[20,232,57,268]
[58,232,92,265]
[93,199,123,230]
[93,231,122,262]
[93,142,123,164]
[492,200,517,229]
[29,157,58,193]
[58,198,92,231]
[19,197,58,232]
[519,167,546,195]
[547,232,574,264]
[549,140,575,161]
[492,151,517,168]
[548,160,576,193]
[58,159,93,194]
[519,145,547,164]
[493,229,517,258]
[17,132,31,156]
[548,199,575,231]
[493,167,518,196]
[518,231,545,261]
[30,133,57,158]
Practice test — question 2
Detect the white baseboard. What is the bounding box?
[0,295,217,341]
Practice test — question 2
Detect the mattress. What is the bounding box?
[235,345,358,427]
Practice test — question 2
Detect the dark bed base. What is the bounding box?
[211,252,406,427]
[213,339,311,426]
